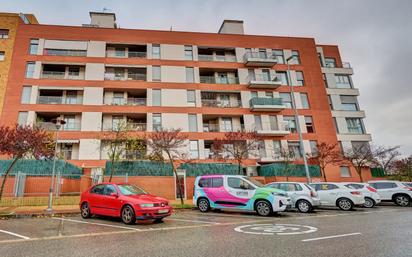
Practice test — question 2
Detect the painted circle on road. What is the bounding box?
[234,224,318,235]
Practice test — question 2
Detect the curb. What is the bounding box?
[0,209,80,219]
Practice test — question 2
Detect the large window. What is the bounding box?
[340,95,358,111]
[310,140,318,156]
[258,141,266,158]
[0,51,4,61]
[254,115,263,130]
[186,67,194,83]
[152,66,161,81]
[187,90,196,106]
[0,29,9,39]
[305,116,315,133]
[269,115,278,130]
[184,45,193,60]
[280,92,292,108]
[291,50,301,64]
[300,93,310,109]
[284,116,296,133]
[152,113,162,131]
[228,178,253,190]
[198,177,223,188]
[21,86,32,104]
[325,57,336,68]
[25,62,35,78]
[295,71,304,86]
[276,71,289,85]
[188,114,198,132]
[288,141,302,158]
[340,166,351,177]
[272,49,284,64]
[335,75,352,88]
[152,89,161,106]
[273,140,281,158]
[189,140,199,159]
[152,44,161,59]
[221,117,233,132]
[346,118,364,134]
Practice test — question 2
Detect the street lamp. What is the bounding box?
[286,56,311,183]
[45,118,66,213]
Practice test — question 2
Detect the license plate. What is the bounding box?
[158,209,169,214]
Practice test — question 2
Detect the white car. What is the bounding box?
[265,182,320,213]
[309,182,365,211]
[368,180,412,207]
[342,183,381,208]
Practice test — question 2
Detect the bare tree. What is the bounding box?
[393,156,412,181]
[145,128,188,206]
[372,146,401,175]
[212,131,260,175]
[308,142,347,182]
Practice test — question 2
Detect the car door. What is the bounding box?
[314,184,338,206]
[278,183,299,204]
[100,184,122,217]
[224,177,255,208]
[88,184,106,215]
[374,182,398,200]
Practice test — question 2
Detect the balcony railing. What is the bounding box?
[198,54,237,62]
[249,97,283,107]
[103,123,147,131]
[104,73,147,81]
[36,121,81,131]
[201,99,241,108]
[243,52,277,66]
[203,123,245,132]
[41,71,84,80]
[247,74,278,83]
[37,96,83,105]
[199,76,239,84]
[342,62,351,68]
[104,97,146,106]
[44,49,87,57]
[128,51,146,58]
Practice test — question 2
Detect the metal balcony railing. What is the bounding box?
[198,54,237,62]
[243,52,277,61]
[36,121,81,131]
[252,122,289,132]
[44,49,87,57]
[249,97,284,107]
[201,99,241,108]
[41,71,84,80]
[202,123,245,132]
[199,76,239,84]
[104,73,147,81]
[247,74,278,83]
[105,97,146,106]
[128,51,147,58]
[37,96,83,105]
[103,123,147,132]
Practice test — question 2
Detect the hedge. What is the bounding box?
[180,163,241,177]
[105,160,173,176]
[0,159,82,178]
[371,167,386,177]
[259,163,321,177]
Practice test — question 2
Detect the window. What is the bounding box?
[276,71,289,85]
[291,50,301,64]
[295,71,304,86]
[258,141,266,157]
[288,141,302,158]
[186,67,194,83]
[184,45,193,60]
[187,90,196,106]
[25,62,35,78]
[103,185,117,195]
[0,51,4,61]
[248,69,256,80]
[115,47,126,57]
[300,93,310,109]
[269,115,278,130]
[323,73,328,87]
[284,116,296,133]
[29,39,39,55]
[189,140,199,159]
[314,184,338,191]
[333,117,339,133]
[152,113,162,131]
[152,66,161,81]
[371,182,397,190]
[280,92,292,108]
[228,178,253,190]
[66,91,78,104]
[340,167,351,178]
[17,112,28,126]
[68,66,80,76]
[254,115,262,130]
[90,184,105,195]
[305,116,314,133]
[346,118,364,134]
[21,86,32,104]
[310,140,318,156]
[152,44,160,58]
[188,114,198,132]
[272,49,284,64]
[273,140,281,158]
[265,91,273,98]
[335,75,352,88]
[250,91,258,99]
[262,69,271,81]
[0,29,9,39]
[328,95,334,110]
[64,115,77,130]
[273,183,302,192]
[258,48,267,59]
[345,183,364,190]
[221,117,233,132]
[152,89,161,106]
[340,95,358,111]
[198,177,223,188]
[325,57,336,68]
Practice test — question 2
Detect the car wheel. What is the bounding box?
[255,200,272,216]
[197,198,210,213]
[80,202,92,218]
[363,197,375,208]
[121,205,136,225]
[394,195,410,207]
[337,198,353,211]
[296,199,312,213]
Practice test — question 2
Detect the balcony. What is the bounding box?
[247,74,282,89]
[253,122,290,136]
[103,123,147,132]
[37,96,83,105]
[104,97,146,106]
[36,121,81,131]
[199,76,239,84]
[104,70,147,81]
[243,52,277,67]
[41,65,85,80]
[106,44,147,59]
[249,97,286,112]
[203,123,245,132]
[201,99,241,108]
[43,49,87,57]
[198,54,237,62]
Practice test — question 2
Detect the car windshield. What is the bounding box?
[243,177,264,188]
[117,184,147,195]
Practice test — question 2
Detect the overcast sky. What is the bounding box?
[2,0,411,155]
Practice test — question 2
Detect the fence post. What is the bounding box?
[125,173,128,183]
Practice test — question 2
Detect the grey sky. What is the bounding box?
[2,0,411,154]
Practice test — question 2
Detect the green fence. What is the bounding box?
[105,160,173,176]
[0,159,82,178]
[259,163,321,177]
[180,163,241,177]
[371,167,386,177]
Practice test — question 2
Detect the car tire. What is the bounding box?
[121,205,136,225]
[363,197,375,208]
[80,202,92,219]
[296,199,313,213]
[394,195,410,207]
[255,200,272,217]
[337,198,354,211]
[197,198,210,213]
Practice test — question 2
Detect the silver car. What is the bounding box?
[265,182,320,213]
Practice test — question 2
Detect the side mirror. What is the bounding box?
[110,192,118,197]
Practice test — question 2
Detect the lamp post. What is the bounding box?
[45,118,66,213]
[286,56,311,183]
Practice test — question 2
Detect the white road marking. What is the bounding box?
[52,217,142,231]
[234,224,318,235]
[0,229,30,240]
[179,212,269,219]
[167,218,219,224]
[302,232,362,242]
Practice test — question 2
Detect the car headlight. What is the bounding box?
[272,192,288,197]
[140,203,155,208]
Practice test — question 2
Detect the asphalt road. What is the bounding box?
[0,205,411,257]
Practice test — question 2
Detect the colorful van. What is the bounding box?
[193,175,291,216]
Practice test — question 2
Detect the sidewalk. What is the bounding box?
[0,199,194,218]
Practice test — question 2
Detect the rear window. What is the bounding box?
[198,177,223,188]
[345,184,364,190]
[373,182,397,189]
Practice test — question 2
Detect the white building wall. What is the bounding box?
[79,139,101,160]
[83,87,103,105]
[87,41,106,57]
[85,63,105,81]
[162,113,189,131]
[161,66,186,83]
[81,112,102,131]
[162,89,187,107]
[160,44,185,60]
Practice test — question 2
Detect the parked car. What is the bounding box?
[341,182,381,208]
[265,182,320,213]
[193,175,292,216]
[80,182,172,224]
[309,182,365,211]
[368,180,412,207]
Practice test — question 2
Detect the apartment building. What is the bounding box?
[0,13,38,119]
[0,12,372,181]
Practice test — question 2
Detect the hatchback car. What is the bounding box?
[342,182,381,208]
[80,182,172,224]
[265,182,320,213]
[193,175,292,216]
[368,180,412,207]
[309,182,365,211]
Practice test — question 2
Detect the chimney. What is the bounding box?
[218,20,244,35]
[88,11,117,28]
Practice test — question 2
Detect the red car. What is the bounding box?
[80,182,172,224]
